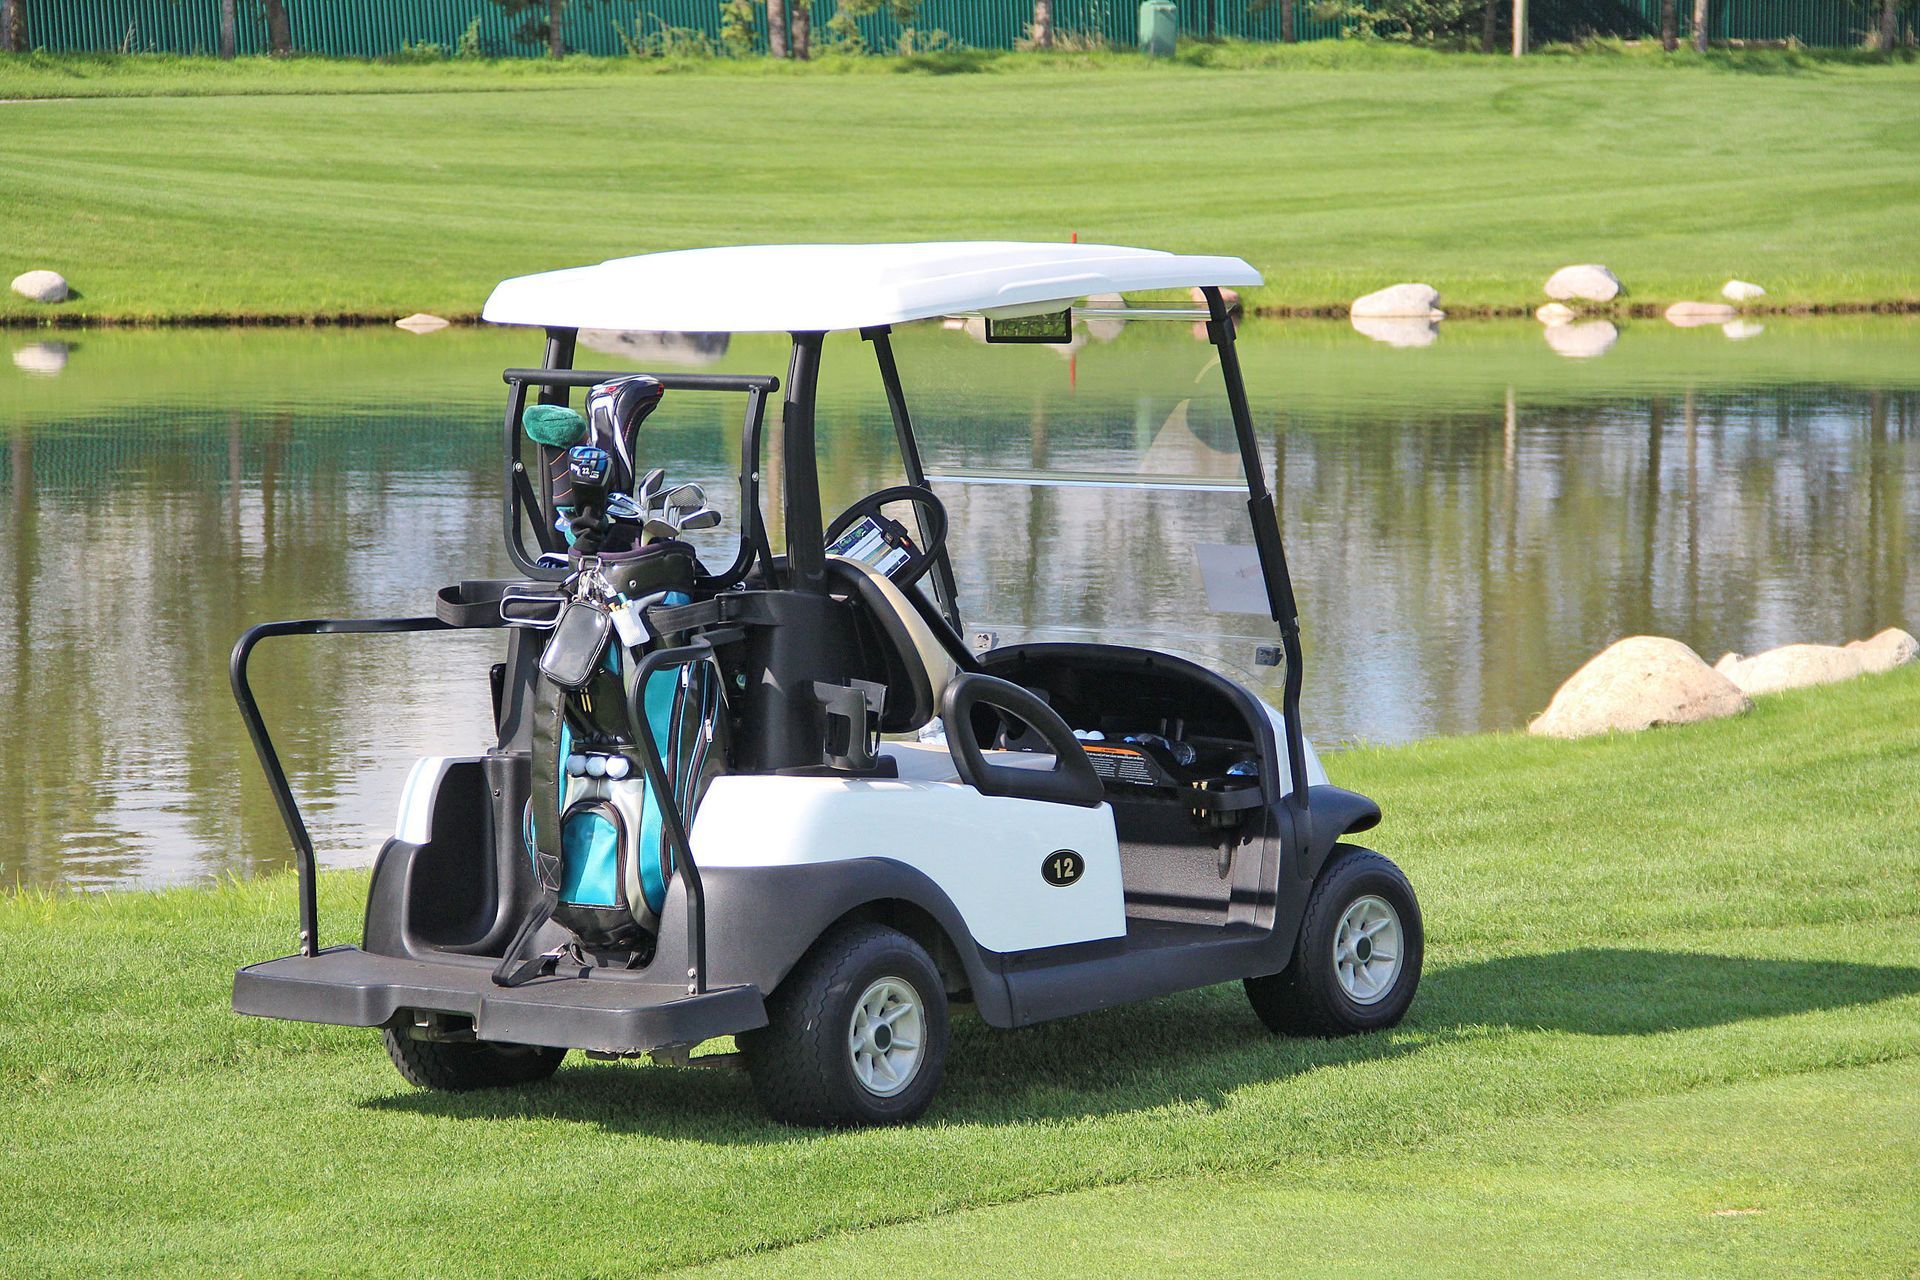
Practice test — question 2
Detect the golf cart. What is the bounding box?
[232,243,1423,1126]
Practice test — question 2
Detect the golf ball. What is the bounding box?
[585,755,607,777]
[565,754,589,777]
[605,756,632,780]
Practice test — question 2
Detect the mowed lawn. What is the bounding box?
[1,47,1918,321]
[2,668,1917,1277]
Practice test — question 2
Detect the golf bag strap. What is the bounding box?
[492,673,569,988]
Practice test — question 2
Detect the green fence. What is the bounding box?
[17,0,1909,57]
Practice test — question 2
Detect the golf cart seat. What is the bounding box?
[825,555,959,733]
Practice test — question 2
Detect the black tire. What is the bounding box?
[740,922,950,1128]
[1245,845,1423,1037]
[381,1025,566,1091]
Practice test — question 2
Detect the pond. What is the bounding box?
[3,316,1917,890]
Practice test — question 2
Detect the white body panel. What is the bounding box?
[394,756,463,845]
[689,774,1126,954]
[483,242,1262,335]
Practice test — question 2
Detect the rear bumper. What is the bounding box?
[233,946,766,1055]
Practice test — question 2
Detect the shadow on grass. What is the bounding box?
[363,948,1920,1139]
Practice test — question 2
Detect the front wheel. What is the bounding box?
[1245,845,1423,1036]
[741,922,950,1127]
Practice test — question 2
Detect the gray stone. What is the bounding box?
[10,269,69,303]
[1531,636,1749,739]
[1721,279,1766,303]
[1544,264,1621,303]
[1844,628,1919,675]
[1713,644,1865,696]
[394,312,450,333]
[1350,283,1443,319]
[1535,302,1577,326]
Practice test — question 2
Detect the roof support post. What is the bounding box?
[783,332,829,593]
[539,328,577,404]
[862,325,963,631]
[1201,287,1311,816]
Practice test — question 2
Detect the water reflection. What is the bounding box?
[2,320,1915,889]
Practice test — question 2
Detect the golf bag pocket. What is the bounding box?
[551,795,648,947]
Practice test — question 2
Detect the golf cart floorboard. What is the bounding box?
[233,946,766,1055]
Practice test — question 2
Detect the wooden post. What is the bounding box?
[219,0,236,59]
[1511,0,1526,56]
[548,0,565,57]
[792,1,810,59]
[1481,0,1498,53]
[768,0,789,57]
[1033,0,1053,49]
[1281,0,1295,43]
[1660,0,1675,51]
[1691,0,1707,52]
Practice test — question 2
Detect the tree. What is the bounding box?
[768,0,789,57]
[1880,0,1901,50]
[219,0,237,59]
[487,0,580,56]
[1482,0,1498,52]
[1691,0,1708,52]
[1251,0,1297,43]
[1032,0,1054,49]
[792,0,810,58]
[0,0,24,54]
[1513,0,1527,55]
[263,0,293,55]
[1661,0,1676,50]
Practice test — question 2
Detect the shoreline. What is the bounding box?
[7,297,1920,331]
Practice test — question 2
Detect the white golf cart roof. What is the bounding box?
[482,241,1262,334]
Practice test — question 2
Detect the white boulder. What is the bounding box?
[1713,644,1865,696]
[1535,302,1577,326]
[1721,279,1766,303]
[1530,636,1749,739]
[1544,264,1621,303]
[1350,283,1443,319]
[1845,627,1919,675]
[1666,301,1738,328]
[10,270,70,303]
[1543,319,1618,359]
[1350,314,1438,349]
[395,312,451,333]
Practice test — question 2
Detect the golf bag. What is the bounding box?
[494,541,727,986]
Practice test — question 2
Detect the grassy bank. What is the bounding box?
[2,46,1918,323]
[4,667,1918,1277]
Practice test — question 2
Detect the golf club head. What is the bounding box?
[661,482,706,513]
[634,467,667,509]
[676,507,723,533]
[642,517,681,543]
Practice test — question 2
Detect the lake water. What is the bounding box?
[4,317,1917,890]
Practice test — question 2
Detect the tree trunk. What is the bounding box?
[219,0,237,59]
[1033,0,1053,48]
[768,0,789,57]
[0,0,21,54]
[1481,0,1498,52]
[548,0,564,57]
[1511,0,1527,56]
[1881,0,1898,51]
[263,0,292,55]
[792,2,810,59]
[1205,0,1215,39]
[1691,0,1707,52]
[1660,0,1675,50]
[1281,0,1295,43]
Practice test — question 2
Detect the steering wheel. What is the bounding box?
[825,485,949,590]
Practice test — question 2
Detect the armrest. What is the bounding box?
[940,673,1103,808]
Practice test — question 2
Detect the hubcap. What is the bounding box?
[848,977,925,1098]
[1333,894,1404,1006]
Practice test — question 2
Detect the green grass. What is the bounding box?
[4,667,1918,1277]
[1,46,1918,322]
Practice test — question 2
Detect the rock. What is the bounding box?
[1721,279,1766,303]
[1721,320,1765,341]
[1543,319,1618,359]
[1350,283,1443,319]
[1844,628,1919,675]
[1544,264,1621,303]
[1665,301,1738,328]
[1350,314,1438,349]
[1530,636,1748,739]
[10,340,70,376]
[1713,644,1865,696]
[10,270,70,303]
[395,312,451,333]
[1535,302,1577,326]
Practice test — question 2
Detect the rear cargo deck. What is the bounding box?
[233,946,766,1054]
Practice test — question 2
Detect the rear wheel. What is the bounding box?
[381,1025,566,1091]
[741,922,949,1127]
[1245,845,1422,1036]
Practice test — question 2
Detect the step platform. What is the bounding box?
[233,945,766,1055]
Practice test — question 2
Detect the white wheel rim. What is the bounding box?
[847,977,926,1098]
[1333,894,1404,1006]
